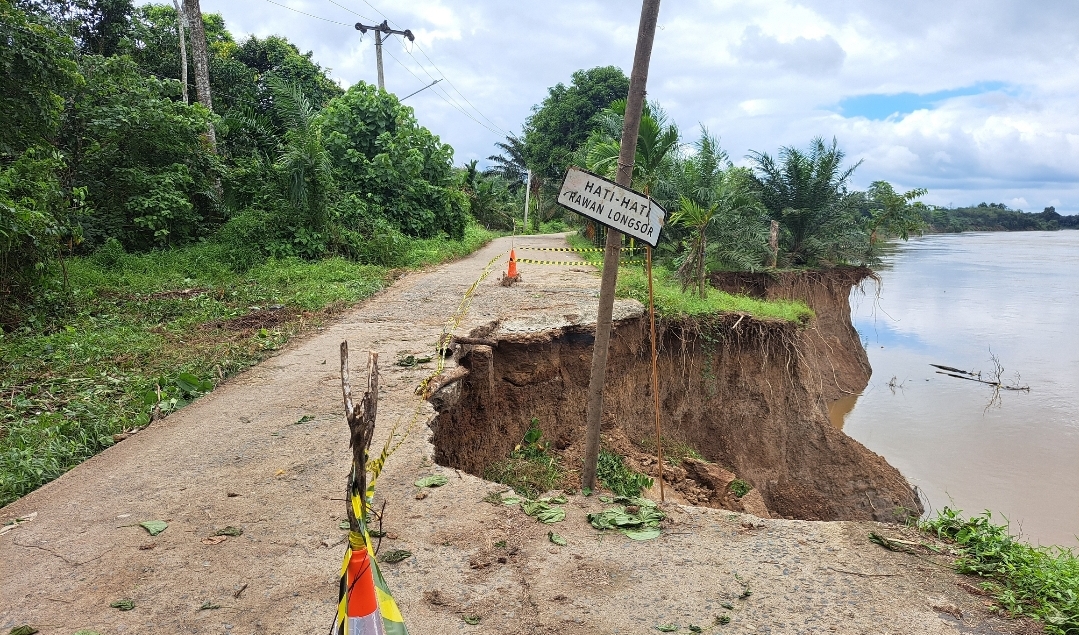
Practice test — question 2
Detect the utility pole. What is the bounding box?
[172,0,188,105]
[354,20,414,91]
[523,169,531,231]
[581,0,663,492]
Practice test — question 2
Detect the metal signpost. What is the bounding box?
[557,167,666,247]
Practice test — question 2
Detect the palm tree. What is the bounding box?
[582,99,679,201]
[484,134,528,191]
[268,77,333,233]
[749,137,864,266]
[670,167,767,296]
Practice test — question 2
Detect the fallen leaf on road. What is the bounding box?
[139,520,167,536]
[110,599,135,611]
[414,491,428,500]
[547,531,567,546]
[414,475,448,488]
[9,626,38,635]
[213,526,243,537]
[199,601,221,610]
[379,549,412,563]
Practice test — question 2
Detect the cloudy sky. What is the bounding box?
[202,0,1079,214]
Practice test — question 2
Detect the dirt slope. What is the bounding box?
[0,235,1033,634]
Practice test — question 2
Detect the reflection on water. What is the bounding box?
[840,231,1079,547]
[828,394,859,429]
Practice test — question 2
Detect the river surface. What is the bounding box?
[833,231,1079,547]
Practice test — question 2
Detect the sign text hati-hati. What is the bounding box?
[557,167,665,247]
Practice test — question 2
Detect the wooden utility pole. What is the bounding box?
[172,0,188,105]
[355,20,415,91]
[581,0,663,491]
[182,0,216,153]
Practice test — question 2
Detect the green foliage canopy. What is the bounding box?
[321,83,466,239]
[524,66,629,182]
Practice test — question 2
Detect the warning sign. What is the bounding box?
[557,167,666,247]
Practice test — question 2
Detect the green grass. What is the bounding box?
[484,419,566,499]
[0,225,497,507]
[565,235,814,323]
[638,435,705,467]
[921,507,1079,634]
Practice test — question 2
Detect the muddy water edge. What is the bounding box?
[432,267,922,522]
[840,231,1079,548]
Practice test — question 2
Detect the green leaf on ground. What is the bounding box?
[199,601,220,610]
[462,615,481,625]
[213,526,243,537]
[501,496,522,506]
[655,625,680,632]
[414,475,448,488]
[72,631,102,635]
[689,626,703,633]
[9,626,39,635]
[139,520,167,536]
[294,415,316,425]
[547,531,567,546]
[521,500,565,524]
[623,528,662,541]
[379,549,412,563]
[587,496,665,540]
[339,520,352,530]
[109,599,135,611]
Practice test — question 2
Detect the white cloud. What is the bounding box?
[733,26,846,75]
[198,0,1079,213]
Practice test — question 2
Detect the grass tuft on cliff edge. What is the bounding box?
[566,235,814,323]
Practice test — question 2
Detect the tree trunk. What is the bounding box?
[172,0,188,105]
[182,0,216,153]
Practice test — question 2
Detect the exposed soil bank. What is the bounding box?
[433,268,921,523]
[711,267,875,402]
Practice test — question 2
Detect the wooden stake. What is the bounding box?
[646,246,665,502]
[341,342,378,529]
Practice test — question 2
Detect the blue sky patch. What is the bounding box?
[837,82,1011,120]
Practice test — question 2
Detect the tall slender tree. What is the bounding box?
[182,0,215,152]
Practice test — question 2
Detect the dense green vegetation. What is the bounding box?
[922,508,1079,634]
[0,0,505,326]
[0,0,507,503]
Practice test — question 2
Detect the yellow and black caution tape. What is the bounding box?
[518,245,641,252]
[516,258,643,266]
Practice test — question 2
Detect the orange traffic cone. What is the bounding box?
[345,543,384,633]
[501,249,520,286]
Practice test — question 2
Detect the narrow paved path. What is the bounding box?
[1,234,1025,634]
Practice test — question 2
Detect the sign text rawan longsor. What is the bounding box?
[557,167,665,247]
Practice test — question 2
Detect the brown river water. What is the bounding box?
[831,231,1079,547]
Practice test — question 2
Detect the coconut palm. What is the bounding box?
[582,99,679,201]
[484,134,529,191]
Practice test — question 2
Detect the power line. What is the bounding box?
[249,0,506,137]
[335,0,512,138]
[260,0,350,26]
